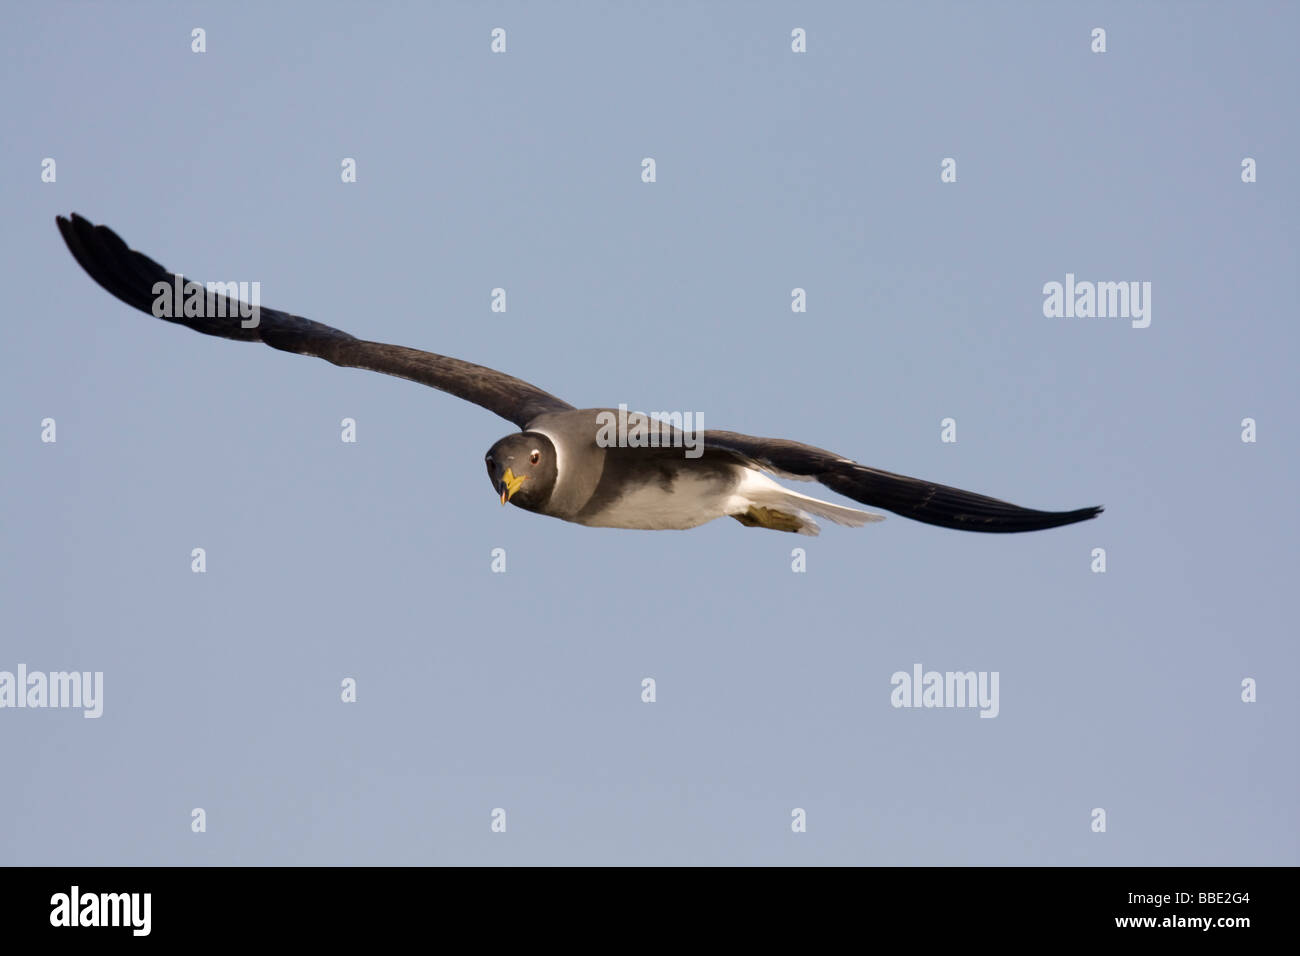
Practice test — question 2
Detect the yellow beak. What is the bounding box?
[499,467,527,505]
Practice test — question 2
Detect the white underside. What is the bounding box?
[577,466,884,535]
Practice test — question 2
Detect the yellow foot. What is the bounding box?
[731,506,805,533]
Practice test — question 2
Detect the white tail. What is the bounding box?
[729,470,885,536]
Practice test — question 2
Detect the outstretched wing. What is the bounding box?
[55,214,574,429]
[705,430,1102,533]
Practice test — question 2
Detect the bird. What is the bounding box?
[55,213,1102,536]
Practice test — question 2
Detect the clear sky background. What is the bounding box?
[2,2,1296,865]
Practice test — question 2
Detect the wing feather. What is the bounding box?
[705,430,1102,533]
[55,214,574,429]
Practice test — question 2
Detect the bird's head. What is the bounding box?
[485,433,557,511]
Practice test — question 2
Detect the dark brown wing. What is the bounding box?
[55,214,574,429]
[705,430,1102,533]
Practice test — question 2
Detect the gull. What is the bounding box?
[56,214,1102,536]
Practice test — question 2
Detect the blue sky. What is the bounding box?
[2,1,1296,865]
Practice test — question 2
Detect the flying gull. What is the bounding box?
[55,214,1102,536]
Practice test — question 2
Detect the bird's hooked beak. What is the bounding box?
[499,467,528,505]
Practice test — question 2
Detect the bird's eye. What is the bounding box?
[529,450,540,465]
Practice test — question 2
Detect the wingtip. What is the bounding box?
[55,212,91,230]
[54,213,84,243]
[1063,504,1104,527]
[995,503,1103,532]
